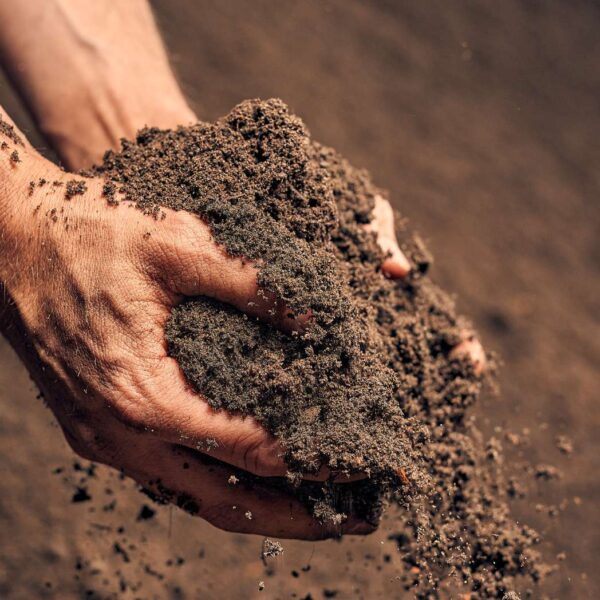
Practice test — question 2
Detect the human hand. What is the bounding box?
[0,110,482,541]
[0,120,372,540]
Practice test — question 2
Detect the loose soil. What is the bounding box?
[91,98,545,597]
[0,1,596,599]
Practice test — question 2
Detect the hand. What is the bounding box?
[367,195,486,374]
[0,123,372,540]
[0,0,484,542]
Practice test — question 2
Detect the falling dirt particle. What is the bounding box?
[113,542,130,563]
[505,432,521,446]
[258,581,265,591]
[261,538,283,561]
[245,510,253,520]
[534,464,561,480]
[136,504,156,521]
[555,435,573,455]
[227,475,239,485]
[71,487,92,503]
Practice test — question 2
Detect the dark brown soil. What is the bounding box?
[0,114,23,146]
[0,1,596,599]
[91,98,544,597]
[64,179,87,200]
[92,99,424,488]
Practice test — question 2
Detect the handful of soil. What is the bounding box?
[91,99,546,597]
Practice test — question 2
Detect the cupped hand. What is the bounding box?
[0,118,482,540]
[0,132,371,540]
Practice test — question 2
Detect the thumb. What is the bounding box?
[139,207,303,331]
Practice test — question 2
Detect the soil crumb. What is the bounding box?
[91,98,549,597]
[0,114,24,146]
[65,179,88,199]
[102,180,118,205]
[261,538,284,561]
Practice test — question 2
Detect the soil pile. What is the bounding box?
[91,99,547,597]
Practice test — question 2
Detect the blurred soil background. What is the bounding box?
[0,1,598,598]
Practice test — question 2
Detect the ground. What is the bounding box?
[0,1,598,598]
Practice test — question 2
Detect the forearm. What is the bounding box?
[0,0,195,170]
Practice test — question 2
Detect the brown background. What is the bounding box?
[0,1,598,598]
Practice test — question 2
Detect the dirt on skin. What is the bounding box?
[0,114,23,146]
[90,98,546,597]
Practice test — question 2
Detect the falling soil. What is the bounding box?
[91,99,548,597]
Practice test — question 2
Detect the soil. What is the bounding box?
[0,114,23,146]
[91,100,431,485]
[64,179,88,200]
[90,97,547,597]
[0,1,597,599]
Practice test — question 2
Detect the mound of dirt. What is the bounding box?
[91,98,547,597]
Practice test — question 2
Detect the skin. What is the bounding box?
[0,0,484,539]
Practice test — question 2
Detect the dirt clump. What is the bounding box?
[0,114,24,146]
[91,98,548,597]
[64,179,88,199]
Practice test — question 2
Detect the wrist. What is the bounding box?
[0,0,196,172]
[38,77,196,171]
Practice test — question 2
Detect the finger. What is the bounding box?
[94,420,375,539]
[115,355,350,483]
[115,355,288,477]
[365,195,411,279]
[449,331,487,375]
[135,207,307,331]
